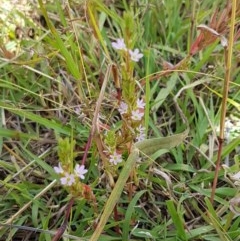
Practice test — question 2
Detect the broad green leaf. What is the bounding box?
[135,128,189,156]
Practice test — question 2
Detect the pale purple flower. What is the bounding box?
[74,164,88,180]
[109,151,122,165]
[136,125,146,142]
[136,133,145,142]
[137,99,145,109]
[111,38,127,51]
[74,107,82,115]
[131,109,144,121]
[129,48,143,62]
[54,163,64,174]
[60,173,75,186]
[118,101,128,114]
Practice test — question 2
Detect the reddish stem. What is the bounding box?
[113,205,121,234]
[52,197,75,241]
[210,137,224,203]
[81,134,93,166]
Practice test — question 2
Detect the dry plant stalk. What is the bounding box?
[210,0,238,203]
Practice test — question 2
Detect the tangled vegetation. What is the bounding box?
[0,0,240,240]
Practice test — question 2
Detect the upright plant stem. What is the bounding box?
[210,0,237,203]
[52,197,75,241]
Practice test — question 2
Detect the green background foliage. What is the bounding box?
[0,0,240,240]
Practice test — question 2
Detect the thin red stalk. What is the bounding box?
[52,197,75,241]
[81,134,93,166]
[112,65,122,103]
[113,205,121,234]
[128,171,133,201]
[81,65,112,167]
[210,138,224,203]
[210,0,236,203]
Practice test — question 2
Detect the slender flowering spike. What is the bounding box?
[137,124,146,133]
[111,38,127,51]
[118,101,128,114]
[136,132,145,142]
[137,98,145,109]
[129,48,143,62]
[60,173,75,186]
[54,163,64,174]
[74,164,88,180]
[109,151,122,165]
[136,125,146,142]
[131,109,144,121]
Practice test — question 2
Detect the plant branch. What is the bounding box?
[52,197,75,241]
[211,0,237,203]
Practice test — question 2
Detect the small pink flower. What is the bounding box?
[74,164,88,180]
[60,173,75,186]
[131,109,144,121]
[54,163,64,174]
[109,151,122,165]
[137,99,145,109]
[118,101,128,114]
[129,48,143,62]
[74,107,82,115]
[111,38,127,51]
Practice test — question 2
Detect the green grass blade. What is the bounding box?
[166,199,187,240]
[122,190,147,240]
[0,102,74,136]
[0,127,38,140]
[89,147,139,241]
[38,0,83,99]
[205,197,230,241]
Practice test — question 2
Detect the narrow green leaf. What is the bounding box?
[38,0,83,99]
[21,145,57,178]
[0,127,38,140]
[32,201,39,227]
[205,198,229,241]
[0,101,73,136]
[89,147,139,241]
[87,1,111,61]
[152,73,178,110]
[166,163,196,173]
[186,225,214,239]
[166,200,187,240]
[122,190,147,240]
